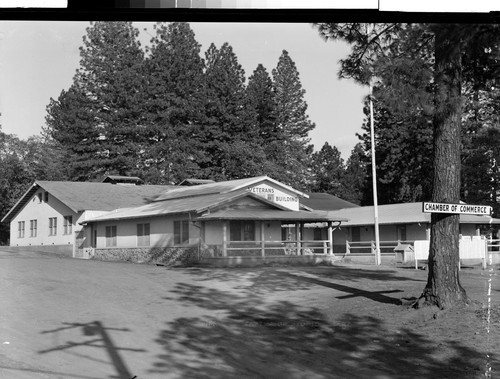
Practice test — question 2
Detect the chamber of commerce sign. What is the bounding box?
[422,202,492,215]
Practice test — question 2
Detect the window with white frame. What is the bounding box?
[137,223,150,246]
[105,226,117,247]
[173,220,189,245]
[63,216,73,235]
[49,217,57,236]
[30,220,37,237]
[18,221,25,238]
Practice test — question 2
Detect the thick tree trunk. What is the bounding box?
[418,25,468,309]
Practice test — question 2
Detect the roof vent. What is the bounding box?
[178,178,216,186]
[102,175,144,185]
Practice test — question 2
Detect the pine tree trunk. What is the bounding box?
[418,25,468,309]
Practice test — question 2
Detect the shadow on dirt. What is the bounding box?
[39,321,146,379]
[282,271,404,304]
[151,282,488,379]
[175,265,424,297]
[183,264,425,283]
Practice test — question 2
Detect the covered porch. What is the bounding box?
[197,209,347,267]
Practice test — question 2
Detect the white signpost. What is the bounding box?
[422,202,492,215]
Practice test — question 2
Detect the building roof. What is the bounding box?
[1,181,175,223]
[327,202,500,226]
[80,190,288,224]
[80,189,349,225]
[302,193,360,211]
[153,176,309,202]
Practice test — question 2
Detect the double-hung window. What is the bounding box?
[30,220,37,237]
[105,226,117,247]
[173,220,189,245]
[63,216,73,235]
[49,217,57,236]
[137,223,150,246]
[18,221,25,238]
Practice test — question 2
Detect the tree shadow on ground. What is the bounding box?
[177,265,424,297]
[296,265,427,283]
[281,271,403,305]
[151,283,494,379]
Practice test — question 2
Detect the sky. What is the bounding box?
[0,21,368,159]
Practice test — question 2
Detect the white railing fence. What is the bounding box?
[347,236,491,268]
[487,238,500,265]
[223,239,334,257]
[345,240,414,255]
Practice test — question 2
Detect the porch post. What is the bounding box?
[328,222,334,255]
[300,223,304,255]
[260,221,265,257]
[199,221,205,259]
[222,221,227,257]
[295,223,302,255]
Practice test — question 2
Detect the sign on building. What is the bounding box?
[422,202,492,215]
[248,184,299,211]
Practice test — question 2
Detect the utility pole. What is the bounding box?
[369,82,381,265]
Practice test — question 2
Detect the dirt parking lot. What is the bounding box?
[0,249,499,378]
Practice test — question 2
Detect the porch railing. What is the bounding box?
[487,238,500,266]
[222,239,334,257]
[345,240,415,255]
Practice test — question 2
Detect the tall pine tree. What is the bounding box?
[310,142,345,196]
[246,63,284,179]
[45,21,145,180]
[343,143,367,205]
[44,84,102,180]
[202,42,265,180]
[271,50,315,188]
[246,64,278,143]
[142,22,207,184]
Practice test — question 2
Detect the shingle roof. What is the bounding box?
[302,193,360,211]
[38,181,174,211]
[1,181,175,223]
[81,190,291,224]
[327,202,500,226]
[153,176,309,201]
